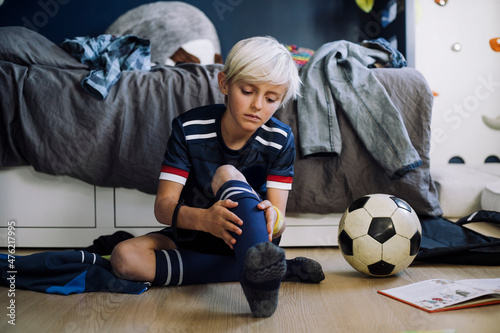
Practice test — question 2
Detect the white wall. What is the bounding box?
[415,0,500,165]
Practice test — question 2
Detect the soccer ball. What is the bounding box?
[337,194,422,277]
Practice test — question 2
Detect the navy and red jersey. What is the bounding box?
[159,104,295,208]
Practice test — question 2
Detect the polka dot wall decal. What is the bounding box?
[489,38,500,52]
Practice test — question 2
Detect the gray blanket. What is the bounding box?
[0,27,442,216]
[0,27,223,194]
[279,67,442,216]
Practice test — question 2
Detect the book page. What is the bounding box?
[456,278,500,292]
[379,279,500,311]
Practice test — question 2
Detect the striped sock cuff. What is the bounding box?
[152,249,184,286]
[215,180,260,202]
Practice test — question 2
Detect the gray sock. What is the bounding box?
[283,257,325,283]
[240,242,286,317]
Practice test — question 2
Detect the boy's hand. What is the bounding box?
[257,200,276,241]
[203,199,243,249]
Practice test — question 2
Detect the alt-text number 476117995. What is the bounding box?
[6,220,17,326]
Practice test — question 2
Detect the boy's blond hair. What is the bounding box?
[222,36,301,106]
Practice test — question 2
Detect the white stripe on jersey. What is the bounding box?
[266,180,292,190]
[183,119,216,127]
[159,172,187,185]
[256,136,282,150]
[185,132,217,141]
[261,124,288,138]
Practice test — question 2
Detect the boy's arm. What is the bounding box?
[154,179,193,228]
[154,180,243,249]
[258,187,289,240]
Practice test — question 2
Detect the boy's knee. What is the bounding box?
[214,164,242,180]
[211,164,247,194]
[110,240,139,279]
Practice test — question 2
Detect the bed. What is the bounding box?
[0,0,442,247]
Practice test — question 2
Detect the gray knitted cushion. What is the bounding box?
[105,1,221,65]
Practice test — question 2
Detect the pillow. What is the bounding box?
[165,39,215,66]
[105,1,221,65]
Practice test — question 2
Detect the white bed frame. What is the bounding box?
[0,167,339,248]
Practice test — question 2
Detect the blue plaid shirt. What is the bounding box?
[61,34,151,99]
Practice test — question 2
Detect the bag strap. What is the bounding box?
[455,210,500,226]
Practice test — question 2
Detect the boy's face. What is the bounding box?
[218,72,287,137]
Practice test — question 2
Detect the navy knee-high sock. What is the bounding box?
[217,180,325,285]
[152,248,238,286]
[153,180,286,316]
[152,180,269,287]
[216,180,286,317]
[152,248,325,286]
[215,180,270,270]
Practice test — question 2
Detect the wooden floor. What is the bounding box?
[1,247,499,333]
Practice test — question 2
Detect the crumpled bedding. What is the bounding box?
[0,27,223,195]
[278,66,442,216]
[0,27,442,216]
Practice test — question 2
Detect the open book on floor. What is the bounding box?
[378,278,500,312]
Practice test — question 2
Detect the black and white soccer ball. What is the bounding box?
[337,194,422,277]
